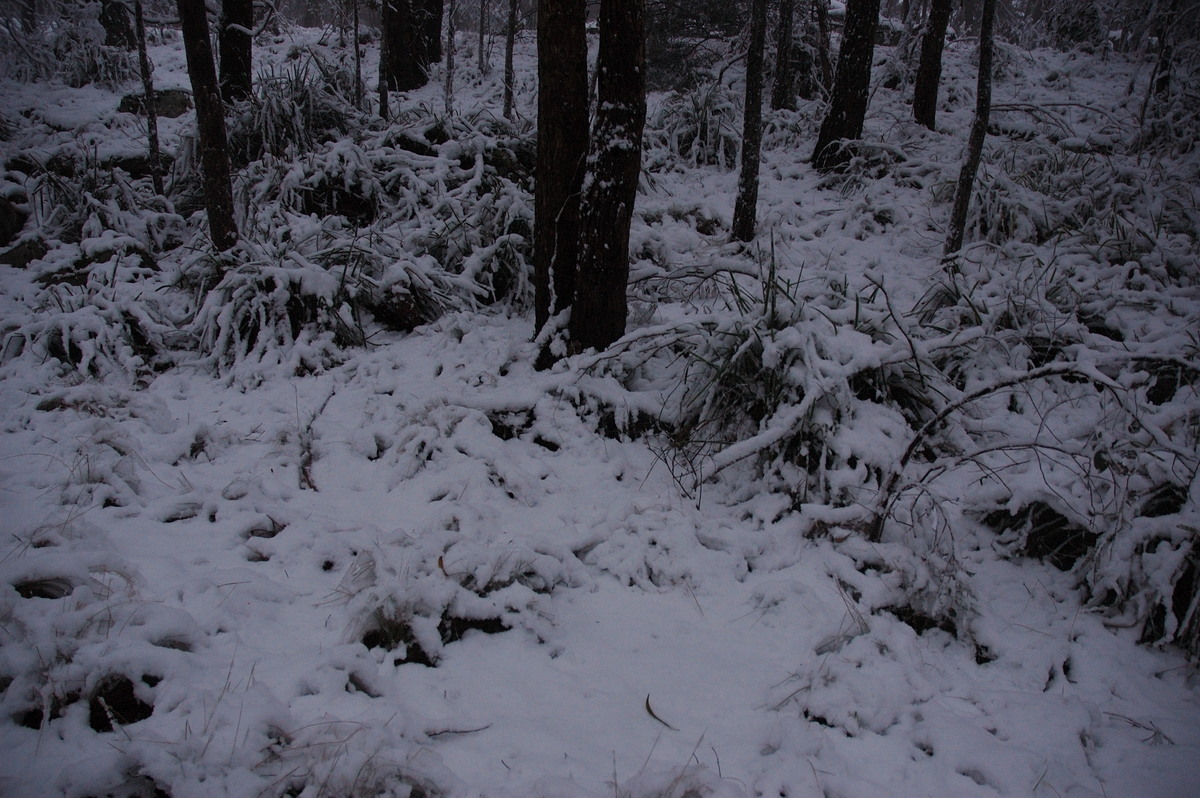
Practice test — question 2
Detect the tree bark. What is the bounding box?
[178,0,238,252]
[422,0,445,64]
[732,0,767,242]
[503,0,517,117]
[381,0,443,91]
[100,0,136,49]
[943,0,994,258]
[814,0,834,91]
[569,0,646,352]
[811,0,881,170]
[445,0,457,115]
[219,0,253,103]
[353,0,363,108]
[133,0,163,196]
[478,0,488,73]
[533,0,588,334]
[770,0,796,111]
[912,0,952,129]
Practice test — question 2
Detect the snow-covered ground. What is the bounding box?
[1,18,1198,798]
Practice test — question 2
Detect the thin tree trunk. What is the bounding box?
[569,0,646,352]
[912,0,952,130]
[379,32,390,117]
[353,0,363,108]
[503,0,517,117]
[811,0,881,171]
[533,0,588,334]
[445,0,456,115]
[732,0,767,242]
[478,0,488,73]
[133,0,163,196]
[815,0,834,90]
[770,0,795,111]
[177,0,237,252]
[218,0,252,102]
[943,0,994,258]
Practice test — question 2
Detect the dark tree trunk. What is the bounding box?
[379,33,391,116]
[100,0,136,48]
[133,0,163,196]
[912,0,952,129]
[422,0,444,64]
[814,0,834,91]
[732,0,768,242]
[811,0,881,171]
[770,0,795,111]
[380,0,443,91]
[445,0,457,115]
[478,0,488,73]
[503,0,517,117]
[533,0,588,334]
[569,0,646,352]
[22,0,37,33]
[381,0,426,91]
[178,0,238,252]
[219,0,253,103]
[944,0,994,258]
[353,0,363,108]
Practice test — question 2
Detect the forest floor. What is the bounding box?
[0,21,1198,798]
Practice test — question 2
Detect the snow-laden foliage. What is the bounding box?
[0,12,136,88]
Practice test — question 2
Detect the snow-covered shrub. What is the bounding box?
[238,140,387,226]
[416,147,533,308]
[228,55,359,164]
[644,82,740,171]
[14,234,180,377]
[0,14,135,88]
[20,148,151,244]
[582,262,935,509]
[188,223,452,378]
[913,252,1200,657]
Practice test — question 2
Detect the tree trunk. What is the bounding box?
[943,0,994,258]
[770,0,795,111]
[569,0,646,352]
[445,0,457,115]
[381,0,443,91]
[533,0,588,334]
[912,0,952,130]
[478,0,488,73]
[811,0,881,170]
[219,0,253,103]
[814,0,834,91]
[133,0,163,196]
[422,0,444,64]
[379,32,391,116]
[178,0,238,252]
[732,0,767,242]
[22,0,37,33]
[503,0,517,117]
[100,0,136,48]
[353,0,363,108]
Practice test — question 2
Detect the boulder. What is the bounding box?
[118,88,192,119]
[0,196,27,247]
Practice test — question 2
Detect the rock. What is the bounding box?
[105,152,172,180]
[118,88,192,119]
[0,235,48,268]
[0,196,27,247]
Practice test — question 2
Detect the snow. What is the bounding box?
[0,15,1198,798]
